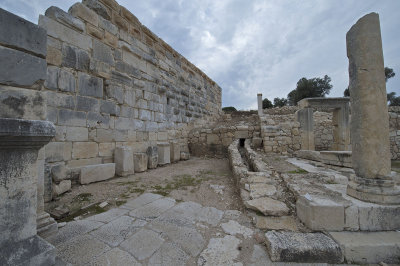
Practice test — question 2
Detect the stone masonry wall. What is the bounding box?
[389,106,400,160]
[36,0,221,200]
[314,111,333,151]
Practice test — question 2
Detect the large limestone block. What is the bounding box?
[157,142,170,165]
[115,146,134,176]
[265,231,343,263]
[146,146,158,169]
[134,153,148,173]
[329,231,400,264]
[180,151,190,161]
[296,195,345,231]
[72,142,98,159]
[170,141,180,163]
[80,163,115,184]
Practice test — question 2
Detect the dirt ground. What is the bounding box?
[46,157,245,222]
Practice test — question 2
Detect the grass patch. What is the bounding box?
[129,188,145,194]
[288,169,308,174]
[72,193,93,203]
[117,181,139,186]
[59,203,106,223]
[325,180,338,184]
[116,200,127,206]
[153,190,170,196]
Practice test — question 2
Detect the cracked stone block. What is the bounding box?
[133,152,148,173]
[147,146,158,169]
[115,146,134,176]
[80,163,115,184]
[157,142,170,165]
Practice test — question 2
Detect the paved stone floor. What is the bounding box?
[46,193,348,266]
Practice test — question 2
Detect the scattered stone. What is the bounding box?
[198,235,242,266]
[255,216,297,231]
[49,205,70,220]
[58,222,66,228]
[52,180,71,197]
[221,220,253,238]
[210,184,225,195]
[99,201,108,208]
[180,151,190,160]
[245,197,289,216]
[265,231,343,263]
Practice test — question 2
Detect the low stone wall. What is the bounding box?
[389,106,400,160]
[314,112,333,151]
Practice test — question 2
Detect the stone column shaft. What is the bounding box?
[257,93,263,116]
[346,12,399,204]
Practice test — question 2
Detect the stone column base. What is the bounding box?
[347,175,400,204]
[37,212,58,239]
[0,235,56,266]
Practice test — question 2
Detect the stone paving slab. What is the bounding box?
[46,193,357,265]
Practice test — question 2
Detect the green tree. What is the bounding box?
[385,67,395,82]
[387,92,400,106]
[222,106,237,112]
[343,87,350,97]
[287,75,332,105]
[273,97,288,107]
[262,98,273,109]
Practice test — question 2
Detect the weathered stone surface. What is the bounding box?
[0,87,46,120]
[78,72,103,98]
[50,163,67,182]
[66,126,88,141]
[147,146,158,169]
[93,38,114,65]
[198,235,242,266]
[83,0,111,20]
[39,15,92,50]
[0,46,46,87]
[148,242,190,266]
[129,197,176,220]
[329,231,400,264]
[92,248,141,266]
[115,146,134,176]
[249,183,276,199]
[90,216,145,247]
[68,3,99,26]
[86,207,128,223]
[265,231,343,263]
[221,220,253,238]
[158,142,170,165]
[120,193,163,210]
[45,142,72,163]
[169,141,180,163]
[0,8,47,56]
[133,152,148,172]
[56,234,110,265]
[45,6,85,32]
[245,197,289,216]
[296,195,345,231]
[58,109,86,127]
[72,142,98,159]
[80,163,115,184]
[52,180,71,196]
[58,69,76,93]
[255,216,298,231]
[120,229,164,260]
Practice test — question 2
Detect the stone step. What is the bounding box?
[265,231,343,263]
[245,197,289,216]
[329,231,400,264]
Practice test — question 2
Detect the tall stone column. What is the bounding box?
[0,118,56,265]
[346,13,400,204]
[296,108,315,150]
[257,93,263,116]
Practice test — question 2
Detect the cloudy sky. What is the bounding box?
[1,0,399,109]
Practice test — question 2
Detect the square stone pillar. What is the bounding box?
[0,118,56,265]
[296,108,315,150]
[257,93,263,116]
[115,146,134,176]
[157,142,171,165]
[332,104,351,151]
[346,13,400,204]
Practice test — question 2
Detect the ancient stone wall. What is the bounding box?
[34,0,221,199]
[389,106,400,160]
[314,111,334,151]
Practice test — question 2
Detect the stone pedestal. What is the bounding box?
[147,146,158,169]
[170,141,181,163]
[134,153,148,172]
[296,108,315,150]
[257,93,263,116]
[115,146,134,176]
[157,142,170,165]
[0,118,56,265]
[346,13,400,204]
